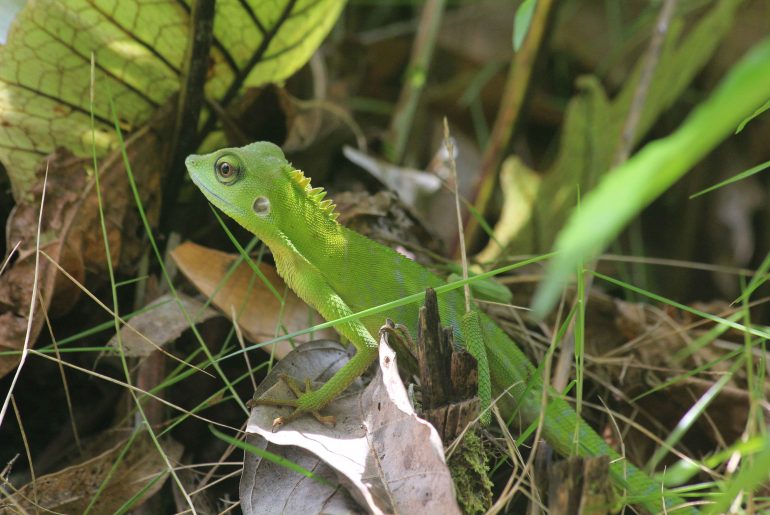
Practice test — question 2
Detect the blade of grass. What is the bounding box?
[633,346,744,403]
[736,99,770,133]
[0,240,20,275]
[661,435,767,487]
[210,208,284,302]
[705,434,770,514]
[210,426,331,485]
[107,94,248,414]
[29,349,239,432]
[690,158,770,199]
[39,251,211,375]
[733,250,770,307]
[0,163,46,428]
[88,56,195,513]
[646,358,744,473]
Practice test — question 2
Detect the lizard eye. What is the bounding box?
[214,155,240,184]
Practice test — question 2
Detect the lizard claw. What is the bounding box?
[270,411,336,431]
[271,416,286,431]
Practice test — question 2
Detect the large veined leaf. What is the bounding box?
[0,0,345,200]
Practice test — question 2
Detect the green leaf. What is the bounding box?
[0,0,346,199]
[513,0,536,51]
[532,38,770,317]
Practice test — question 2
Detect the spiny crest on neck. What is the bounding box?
[288,168,339,220]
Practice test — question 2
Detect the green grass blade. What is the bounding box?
[210,426,331,485]
[690,158,770,199]
[706,434,770,513]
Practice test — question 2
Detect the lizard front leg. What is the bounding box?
[250,287,379,428]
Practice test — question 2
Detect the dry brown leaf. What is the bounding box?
[332,190,443,265]
[170,242,335,358]
[3,429,183,513]
[0,152,84,378]
[246,338,460,515]
[0,108,171,378]
[107,293,218,357]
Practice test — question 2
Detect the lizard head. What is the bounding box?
[185,141,294,243]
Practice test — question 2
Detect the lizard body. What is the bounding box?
[186,141,693,514]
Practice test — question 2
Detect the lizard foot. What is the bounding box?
[248,374,336,430]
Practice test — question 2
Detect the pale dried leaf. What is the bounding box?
[342,132,480,245]
[241,340,360,514]
[170,242,336,358]
[107,293,218,357]
[343,146,441,209]
[246,338,460,515]
[476,156,541,263]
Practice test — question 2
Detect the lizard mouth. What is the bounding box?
[190,173,232,207]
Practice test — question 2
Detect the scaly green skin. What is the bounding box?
[186,142,695,514]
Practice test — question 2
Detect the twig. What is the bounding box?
[387,0,447,164]
[160,0,216,234]
[444,119,471,312]
[552,0,679,392]
[462,0,556,253]
[613,0,678,165]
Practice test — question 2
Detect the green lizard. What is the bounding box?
[186,141,694,514]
